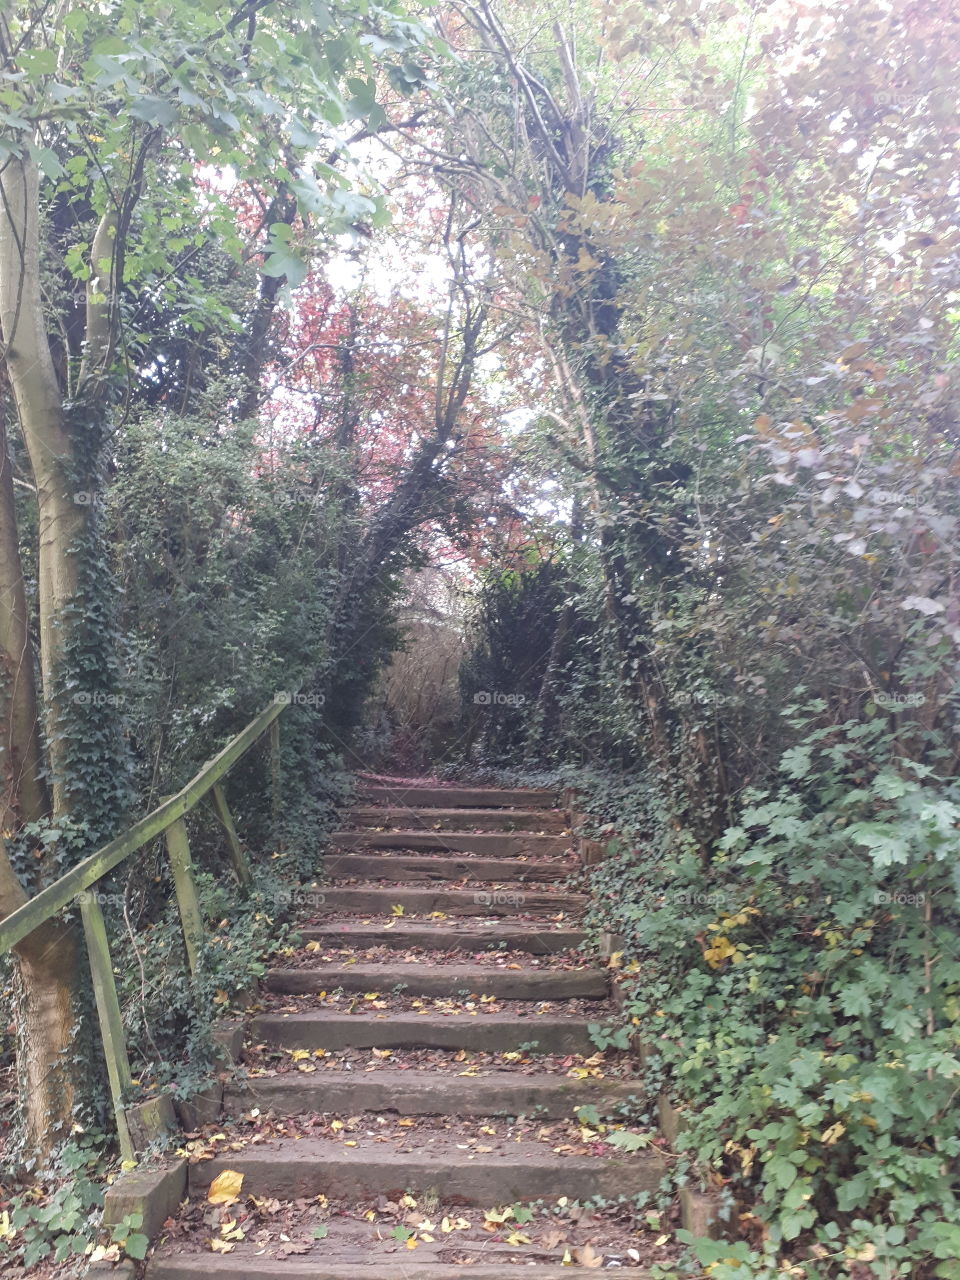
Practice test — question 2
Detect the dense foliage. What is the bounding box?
[445,0,960,1274]
[0,0,957,1273]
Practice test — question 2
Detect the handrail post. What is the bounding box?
[210,783,252,891]
[164,818,204,975]
[78,889,135,1163]
[269,717,281,820]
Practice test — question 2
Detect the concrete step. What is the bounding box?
[265,963,607,1000]
[187,1135,666,1203]
[249,1010,601,1055]
[321,853,575,883]
[356,785,559,809]
[224,1068,641,1119]
[329,830,572,857]
[301,922,587,954]
[150,1259,636,1279]
[348,806,569,833]
[308,886,587,917]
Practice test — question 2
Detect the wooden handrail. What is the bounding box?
[0,695,284,953]
[0,689,298,1161]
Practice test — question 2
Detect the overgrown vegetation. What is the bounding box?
[0,0,957,1274]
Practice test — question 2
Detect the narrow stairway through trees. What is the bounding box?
[148,780,667,1277]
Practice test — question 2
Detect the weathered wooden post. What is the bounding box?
[78,888,135,1162]
[210,783,253,891]
[163,818,204,974]
[269,717,281,820]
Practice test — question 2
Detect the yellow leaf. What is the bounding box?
[207,1170,243,1206]
[848,1242,877,1262]
[607,951,623,969]
[483,1207,512,1225]
[821,1122,846,1145]
[210,1238,235,1253]
[405,1236,418,1250]
[391,904,405,916]
[305,941,322,951]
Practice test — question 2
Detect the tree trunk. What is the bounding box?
[0,155,88,817]
[0,403,47,832]
[0,153,87,1153]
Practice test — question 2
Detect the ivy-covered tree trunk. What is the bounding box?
[0,152,92,1152]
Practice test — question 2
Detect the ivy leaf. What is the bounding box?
[847,823,910,867]
[837,984,871,1018]
[871,771,911,800]
[780,746,812,779]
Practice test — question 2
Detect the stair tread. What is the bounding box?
[266,960,602,979]
[151,1259,637,1278]
[189,1132,664,1176]
[311,885,587,903]
[224,1068,641,1117]
[356,785,559,808]
[300,922,587,955]
[348,805,569,824]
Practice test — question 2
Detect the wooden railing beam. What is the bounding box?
[0,694,288,953]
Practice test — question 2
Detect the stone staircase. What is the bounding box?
[147,781,666,1277]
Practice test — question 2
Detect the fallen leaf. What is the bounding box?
[207,1170,243,1206]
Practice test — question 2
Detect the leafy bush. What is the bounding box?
[576,706,960,1276]
[0,1136,111,1269]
